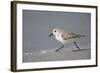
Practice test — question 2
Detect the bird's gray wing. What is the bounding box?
[62,32,81,40]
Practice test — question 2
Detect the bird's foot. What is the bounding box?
[55,45,64,52]
[72,49,81,52]
[72,49,88,52]
[55,49,60,52]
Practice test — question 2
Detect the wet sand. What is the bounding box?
[23,48,91,62]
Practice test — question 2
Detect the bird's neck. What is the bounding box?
[55,32,61,38]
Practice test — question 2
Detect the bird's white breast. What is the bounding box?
[55,33,66,44]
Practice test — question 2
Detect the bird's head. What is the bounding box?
[48,28,60,37]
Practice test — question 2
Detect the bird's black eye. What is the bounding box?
[54,30,56,32]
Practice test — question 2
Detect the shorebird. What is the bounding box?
[48,28,85,52]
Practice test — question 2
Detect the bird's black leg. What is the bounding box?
[73,41,81,51]
[55,45,64,52]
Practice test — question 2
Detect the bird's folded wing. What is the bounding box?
[62,32,81,40]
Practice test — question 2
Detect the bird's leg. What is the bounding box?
[74,41,81,50]
[55,45,64,52]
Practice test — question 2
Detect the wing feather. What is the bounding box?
[62,32,81,40]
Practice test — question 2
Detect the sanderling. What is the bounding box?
[49,28,85,52]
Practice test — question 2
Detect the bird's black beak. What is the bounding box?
[48,33,53,37]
